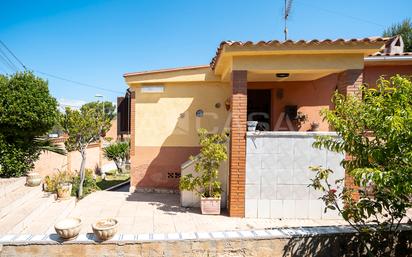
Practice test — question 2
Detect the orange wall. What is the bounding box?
[248,74,338,132]
[364,64,412,87]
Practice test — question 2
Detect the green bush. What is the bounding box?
[44,170,75,193]
[103,141,129,173]
[0,72,59,177]
[71,169,99,198]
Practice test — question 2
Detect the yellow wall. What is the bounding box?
[133,82,231,147]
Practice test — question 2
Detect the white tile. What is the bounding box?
[167,233,180,240]
[210,232,225,239]
[276,185,293,200]
[253,230,270,237]
[261,155,277,169]
[0,235,16,243]
[245,184,260,199]
[277,169,293,185]
[239,230,255,238]
[137,234,150,241]
[270,200,283,219]
[266,229,285,237]
[260,185,276,200]
[245,199,258,218]
[295,200,309,219]
[308,200,323,219]
[180,232,196,240]
[260,170,277,186]
[257,199,270,218]
[152,233,166,240]
[196,232,211,239]
[282,200,295,219]
[275,153,294,169]
[293,185,309,200]
[122,234,136,241]
[224,231,241,238]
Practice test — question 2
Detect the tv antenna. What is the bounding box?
[283,0,293,40]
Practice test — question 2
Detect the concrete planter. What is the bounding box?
[201,197,221,215]
[26,172,42,187]
[92,218,118,241]
[54,217,82,240]
[57,183,72,200]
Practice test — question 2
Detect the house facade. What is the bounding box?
[123,36,412,218]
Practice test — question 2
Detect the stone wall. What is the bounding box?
[245,131,344,219]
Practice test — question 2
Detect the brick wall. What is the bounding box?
[228,70,247,217]
[337,69,363,200]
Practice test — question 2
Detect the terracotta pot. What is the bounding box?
[54,217,82,240]
[92,218,118,241]
[57,183,72,199]
[26,172,42,187]
[201,197,221,215]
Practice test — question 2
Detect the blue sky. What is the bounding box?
[1,0,411,106]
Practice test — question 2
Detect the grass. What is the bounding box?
[96,171,130,190]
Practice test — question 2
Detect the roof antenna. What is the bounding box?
[284,0,293,40]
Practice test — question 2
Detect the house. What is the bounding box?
[123,36,412,218]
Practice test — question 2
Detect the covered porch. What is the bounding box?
[214,38,390,217]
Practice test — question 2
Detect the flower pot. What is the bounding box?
[247,121,258,132]
[92,218,118,241]
[54,217,82,240]
[311,123,320,131]
[26,172,42,187]
[200,197,221,215]
[57,183,72,200]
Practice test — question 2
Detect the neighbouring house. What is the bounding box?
[123,36,412,219]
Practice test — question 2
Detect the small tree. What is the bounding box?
[60,107,108,197]
[383,18,412,52]
[81,101,116,133]
[103,141,129,174]
[0,72,59,177]
[179,129,228,198]
[309,75,412,256]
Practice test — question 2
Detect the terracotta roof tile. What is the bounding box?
[210,37,393,70]
[368,52,412,57]
[123,65,209,77]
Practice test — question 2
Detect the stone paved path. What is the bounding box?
[65,190,348,234]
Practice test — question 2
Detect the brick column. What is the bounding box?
[129,90,136,192]
[228,70,247,217]
[337,69,363,200]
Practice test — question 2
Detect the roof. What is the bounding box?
[368,52,412,57]
[210,37,394,70]
[123,65,209,78]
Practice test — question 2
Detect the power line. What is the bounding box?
[0,39,123,95]
[0,40,27,70]
[0,54,17,73]
[0,47,19,71]
[294,0,385,28]
[34,70,124,95]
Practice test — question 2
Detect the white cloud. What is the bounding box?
[58,98,86,111]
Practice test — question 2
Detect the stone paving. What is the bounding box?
[62,189,348,235]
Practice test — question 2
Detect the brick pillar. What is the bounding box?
[129,90,136,192]
[228,70,247,217]
[337,69,363,200]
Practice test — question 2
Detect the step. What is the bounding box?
[19,197,77,234]
[0,191,54,235]
[0,177,26,198]
[0,185,43,220]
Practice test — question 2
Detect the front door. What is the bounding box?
[247,89,271,131]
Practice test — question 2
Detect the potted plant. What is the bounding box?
[310,121,320,131]
[55,171,74,200]
[26,171,42,187]
[54,217,82,240]
[293,111,308,129]
[92,218,118,241]
[179,128,228,215]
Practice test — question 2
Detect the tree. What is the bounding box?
[179,129,228,198]
[81,101,116,133]
[60,107,107,197]
[103,141,129,174]
[0,72,59,177]
[383,18,412,52]
[309,75,412,256]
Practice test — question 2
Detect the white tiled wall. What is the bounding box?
[245,132,344,220]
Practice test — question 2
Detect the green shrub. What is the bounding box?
[71,169,99,198]
[44,170,75,193]
[103,141,129,173]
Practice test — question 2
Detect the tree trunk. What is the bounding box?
[78,148,86,197]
